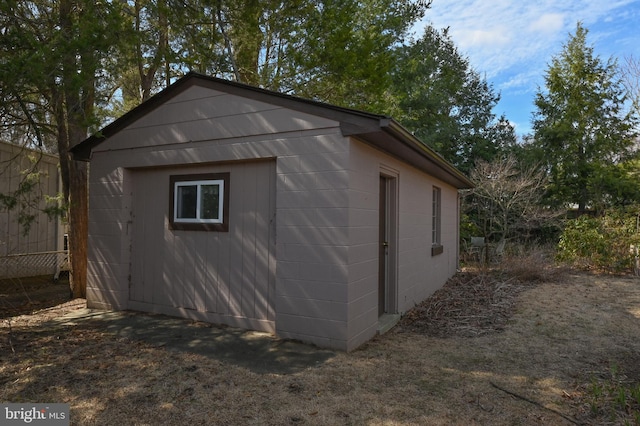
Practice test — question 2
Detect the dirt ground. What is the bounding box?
[0,275,71,319]
[1,268,640,425]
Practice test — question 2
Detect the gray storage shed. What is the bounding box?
[71,73,472,351]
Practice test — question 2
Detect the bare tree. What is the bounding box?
[621,55,640,118]
[465,155,559,260]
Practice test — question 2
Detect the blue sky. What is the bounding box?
[414,0,640,138]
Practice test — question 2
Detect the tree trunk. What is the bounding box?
[52,90,89,298]
[68,157,88,298]
[233,1,262,85]
[59,0,90,298]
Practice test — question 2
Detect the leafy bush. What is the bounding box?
[557,207,640,273]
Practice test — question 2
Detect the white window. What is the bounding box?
[170,173,229,232]
[174,180,224,223]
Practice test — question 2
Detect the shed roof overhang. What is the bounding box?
[345,119,473,189]
[70,72,473,189]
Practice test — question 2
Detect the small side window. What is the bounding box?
[431,186,443,256]
[169,173,229,232]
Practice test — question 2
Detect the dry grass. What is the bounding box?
[2,266,640,425]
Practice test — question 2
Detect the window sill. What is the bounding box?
[431,245,444,256]
[169,222,229,232]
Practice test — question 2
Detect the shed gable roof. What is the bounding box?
[71,72,473,189]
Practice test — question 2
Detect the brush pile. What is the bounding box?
[398,270,531,338]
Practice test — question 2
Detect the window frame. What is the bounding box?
[169,172,230,232]
[431,186,443,256]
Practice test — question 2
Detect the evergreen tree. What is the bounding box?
[388,26,515,172]
[112,0,430,113]
[532,22,639,212]
[4,1,517,298]
[0,0,126,297]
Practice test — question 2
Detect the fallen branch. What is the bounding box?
[489,381,581,425]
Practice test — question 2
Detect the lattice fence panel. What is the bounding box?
[0,251,69,279]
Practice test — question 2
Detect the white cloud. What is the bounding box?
[421,0,640,79]
[499,71,542,93]
[413,0,640,135]
[456,27,511,48]
[527,13,565,34]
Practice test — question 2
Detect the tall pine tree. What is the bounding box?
[0,0,126,297]
[389,26,515,172]
[532,22,638,212]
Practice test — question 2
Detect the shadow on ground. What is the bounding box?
[0,275,71,318]
[48,309,335,375]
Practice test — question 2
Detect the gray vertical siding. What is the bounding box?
[0,142,63,278]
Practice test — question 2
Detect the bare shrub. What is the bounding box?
[499,244,568,283]
[463,156,562,256]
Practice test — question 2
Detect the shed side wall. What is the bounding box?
[346,139,459,350]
